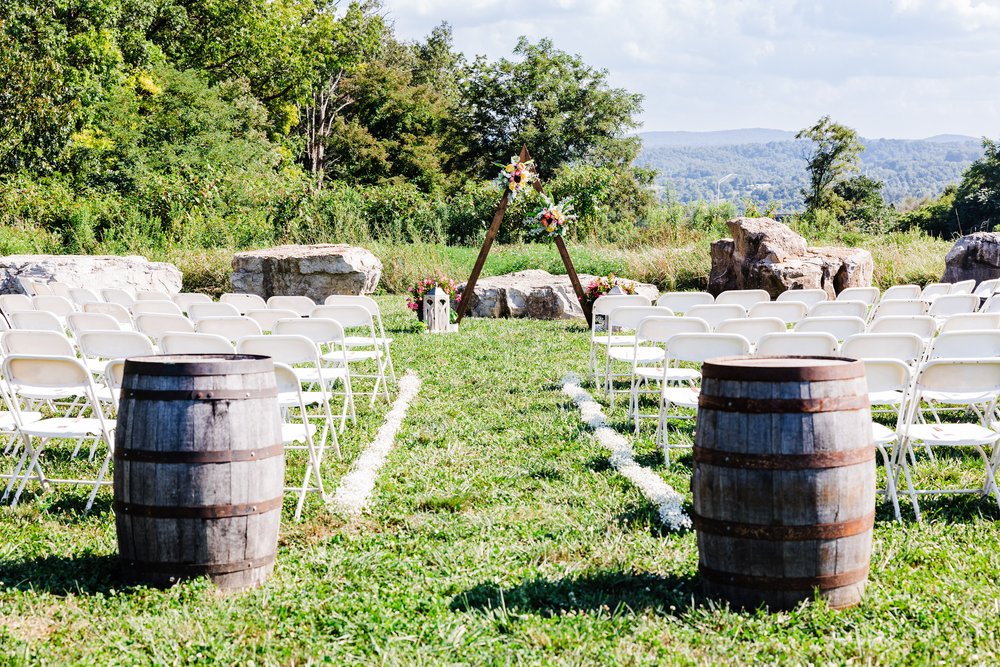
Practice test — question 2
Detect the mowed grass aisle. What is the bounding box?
[2,297,1000,665]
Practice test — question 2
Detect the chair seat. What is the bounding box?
[591,334,636,347]
[293,367,348,385]
[662,387,700,409]
[869,390,904,406]
[20,417,115,439]
[14,387,85,402]
[278,390,330,409]
[94,386,121,405]
[904,423,1000,446]
[872,422,897,445]
[342,335,391,347]
[0,411,43,432]
[322,349,382,363]
[282,422,318,445]
[607,347,664,363]
[922,390,997,405]
[635,367,701,383]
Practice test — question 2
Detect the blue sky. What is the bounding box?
[381,0,1000,140]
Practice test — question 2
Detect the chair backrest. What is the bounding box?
[841,333,925,365]
[866,315,938,339]
[776,289,828,307]
[973,278,1000,298]
[311,304,377,329]
[1,330,75,357]
[591,294,651,320]
[159,332,235,355]
[928,330,1000,360]
[68,287,102,306]
[881,284,921,301]
[32,295,76,317]
[0,294,34,316]
[77,330,155,360]
[755,332,840,357]
[634,315,710,345]
[48,282,73,299]
[861,358,912,412]
[104,358,126,390]
[101,288,136,308]
[747,301,807,324]
[665,332,751,364]
[8,310,63,332]
[949,279,976,295]
[808,300,868,319]
[136,290,172,301]
[131,300,183,316]
[715,317,786,345]
[928,293,980,319]
[607,306,670,331]
[273,362,303,396]
[188,302,241,322]
[83,301,133,326]
[871,299,926,319]
[220,292,268,313]
[714,289,770,309]
[67,312,121,336]
[273,317,345,345]
[793,316,866,341]
[172,292,213,313]
[655,291,714,314]
[4,354,94,393]
[685,304,746,329]
[266,295,316,316]
[32,280,54,296]
[246,308,299,332]
[982,294,1000,314]
[837,286,879,305]
[323,294,380,311]
[134,313,195,340]
[237,334,320,366]
[908,361,1000,419]
[19,278,46,296]
[194,316,262,341]
[939,312,1000,334]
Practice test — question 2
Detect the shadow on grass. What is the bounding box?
[0,551,128,595]
[451,570,702,618]
[44,493,114,520]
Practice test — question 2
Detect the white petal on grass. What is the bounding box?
[331,372,421,515]
[561,372,691,531]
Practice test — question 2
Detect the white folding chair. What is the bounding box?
[867,315,938,343]
[838,286,880,306]
[755,331,839,357]
[715,317,785,350]
[870,299,926,320]
[928,294,980,323]
[321,296,396,384]
[136,290,172,301]
[973,279,1000,299]
[131,300,183,316]
[134,313,194,343]
[949,279,976,295]
[897,359,1000,520]
[159,332,235,355]
[808,300,868,319]
[922,331,1000,424]
[77,331,155,385]
[17,278,45,296]
[842,333,926,367]
[31,295,76,322]
[188,302,241,322]
[172,292,212,314]
[747,301,807,325]
[880,285,921,301]
[776,288,828,307]
[1,355,116,510]
[48,282,73,299]
[221,292,268,314]
[247,308,299,333]
[981,294,1000,314]
[267,295,316,316]
[1,330,94,410]
[310,304,392,404]
[195,316,262,342]
[685,304,746,330]
[101,288,135,308]
[274,362,325,521]
[714,289,770,309]
[657,333,751,461]
[861,358,915,521]
[67,312,121,337]
[588,294,652,388]
[68,287,102,307]
[655,291,714,315]
[0,294,34,318]
[8,311,63,333]
[793,316,866,342]
[920,283,952,302]
[939,313,1000,334]
[603,305,672,406]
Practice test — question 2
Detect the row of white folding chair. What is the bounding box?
[589,295,652,387]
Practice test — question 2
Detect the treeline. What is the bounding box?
[0,0,653,254]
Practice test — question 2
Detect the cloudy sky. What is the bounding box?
[381,0,999,140]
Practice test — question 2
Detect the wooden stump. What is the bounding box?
[113,354,284,591]
[692,356,875,611]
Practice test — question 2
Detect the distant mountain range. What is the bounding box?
[635,128,984,209]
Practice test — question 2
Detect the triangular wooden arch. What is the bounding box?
[456,145,593,327]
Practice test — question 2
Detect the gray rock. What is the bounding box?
[230,244,382,302]
[709,217,873,299]
[0,254,182,295]
[941,232,1000,285]
[458,269,658,320]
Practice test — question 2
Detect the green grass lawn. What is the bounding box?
[2,296,1000,665]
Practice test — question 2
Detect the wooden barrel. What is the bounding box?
[692,356,875,611]
[113,354,284,590]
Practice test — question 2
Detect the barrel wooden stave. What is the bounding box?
[114,355,283,590]
[692,357,875,611]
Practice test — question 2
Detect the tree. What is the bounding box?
[796,116,864,214]
[955,138,1000,232]
[832,174,895,231]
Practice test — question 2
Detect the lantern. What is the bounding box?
[423,286,452,333]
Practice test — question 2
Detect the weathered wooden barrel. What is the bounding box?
[692,356,875,611]
[113,354,284,591]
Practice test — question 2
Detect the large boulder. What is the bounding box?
[709,217,873,299]
[941,232,1000,285]
[230,244,382,302]
[458,269,658,320]
[0,254,182,295]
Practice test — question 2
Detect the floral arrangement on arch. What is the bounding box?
[494,155,535,199]
[530,195,576,238]
[584,273,637,304]
[406,275,461,321]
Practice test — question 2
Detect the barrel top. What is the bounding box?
[124,354,274,377]
[702,355,864,382]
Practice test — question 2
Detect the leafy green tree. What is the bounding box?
[955,138,1000,232]
[832,174,896,232]
[796,116,864,214]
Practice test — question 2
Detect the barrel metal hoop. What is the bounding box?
[691,511,875,541]
[701,356,865,382]
[114,444,284,464]
[121,388,277,401]
[698,394,870,414]
[113,496,282,519]
[124,354,274,377]
[123,553,276,577]
[699,564,870,591]
[693,446,875,470]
